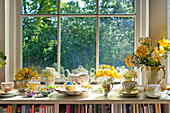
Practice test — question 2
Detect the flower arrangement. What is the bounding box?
[94,65,119,85]
[121,69,137,81]
[15,67,39,81]
[125,37,170,68]
[40,67,59,82]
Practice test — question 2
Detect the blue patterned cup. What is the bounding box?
[146,84,160,95]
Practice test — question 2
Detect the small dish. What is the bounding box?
[144,92,162,98]
[119,89,140,97]
[25,91,36,97]
[39,87,51,97]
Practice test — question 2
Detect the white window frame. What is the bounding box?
[5,0,149,85]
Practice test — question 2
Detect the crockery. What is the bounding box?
[146,84,160,96]
[1,82,14,93]
[122,81,137,94]
[28,81,40,90]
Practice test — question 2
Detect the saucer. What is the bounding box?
[144,92,162,98]
[119,89,139,97]
[54,89,82,96]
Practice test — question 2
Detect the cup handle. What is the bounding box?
[158,67,165,84]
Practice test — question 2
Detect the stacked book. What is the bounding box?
[111,104,164,113]
[0,104,54,113]
[60,104,111,113]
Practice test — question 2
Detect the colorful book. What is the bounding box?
[7,105,12,113]
[34,105,40,113]
[159,104,162,113]
[31,105,34,113]
[85,104,88,113]
[81,104,84,113]
[25,106,30,113]
[126,104,130,113]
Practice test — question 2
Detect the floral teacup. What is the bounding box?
[28,81,40,90]
[146,84,160,95]
[122,81,137,94]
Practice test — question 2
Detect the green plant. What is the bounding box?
[0,52,6,68]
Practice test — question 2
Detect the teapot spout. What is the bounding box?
[65,69,71,75]
[61,74,68,82]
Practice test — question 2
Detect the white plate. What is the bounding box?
[144,92,162,98]
[54,89,82,96]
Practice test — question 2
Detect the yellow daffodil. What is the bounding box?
[135,45,149,58]
[125,55,132,67]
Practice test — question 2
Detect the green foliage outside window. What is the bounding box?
[22,0,135,72]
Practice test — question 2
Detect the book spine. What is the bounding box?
[126,104,129,113]
[31,105,34,113]
[21,106,25,113]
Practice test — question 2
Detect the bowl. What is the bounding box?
[25,91,36,97]
[1,82,14,93]
[39,87,51,97]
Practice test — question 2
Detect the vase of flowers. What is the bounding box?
[95,65,119,96]
[15,67,39,89]
[121,69,138,81]
[40,67,59,87]
[125,37,169,87]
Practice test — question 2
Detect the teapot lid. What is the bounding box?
[72,65,87,72]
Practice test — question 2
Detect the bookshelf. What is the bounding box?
[0,89,169,113]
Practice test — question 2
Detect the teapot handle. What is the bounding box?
[158,67,165,84]
[78,65,83,68]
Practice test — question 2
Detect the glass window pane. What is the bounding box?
[22,0,58,14]
[99,0,135,14]
[61,17,96,71]
[60,0,96,14]
[99,17,135,68]
[22,17,58,72]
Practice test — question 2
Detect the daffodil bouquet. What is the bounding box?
[94,65,119,85]
[15,67,39,81]
[125,37,170,68]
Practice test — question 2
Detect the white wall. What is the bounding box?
[0,0,5,82]
[149,0,167,89]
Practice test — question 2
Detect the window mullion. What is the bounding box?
[96,0,99,70]
[57,0,61,73]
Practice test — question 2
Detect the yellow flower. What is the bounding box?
[144,38,150,44]
[155,55,159,62]
[104,65,110,69]
[135,45,149,58]
[125,55,132,67]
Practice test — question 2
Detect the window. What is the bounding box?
[21,0,137,74]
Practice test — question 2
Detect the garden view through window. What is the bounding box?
[22,0,135,74]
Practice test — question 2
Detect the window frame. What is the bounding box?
[6,0,145,84]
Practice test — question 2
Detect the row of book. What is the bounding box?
[60,104,167,113]
[111,104,165,113]
[59,104,111,113]
[0,104,54,113]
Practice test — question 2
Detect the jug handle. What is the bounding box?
[158,67,165,84]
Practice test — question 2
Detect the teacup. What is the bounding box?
[28,81,40,90]
[1,82,14,93]
[146,84,160,95]
[122,81,137,94]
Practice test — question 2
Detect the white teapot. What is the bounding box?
[61,66,89,83]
